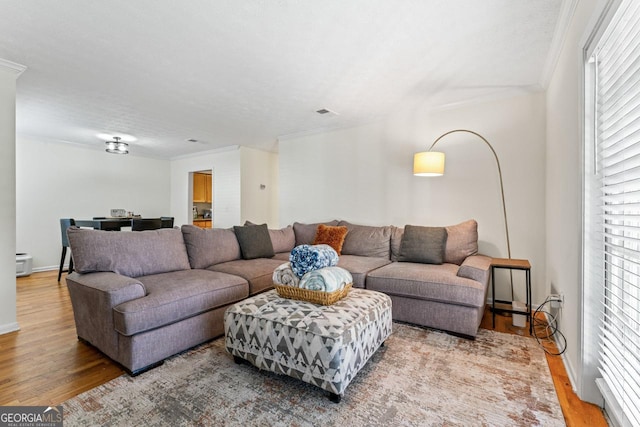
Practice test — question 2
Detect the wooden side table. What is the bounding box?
[491,258,532,334]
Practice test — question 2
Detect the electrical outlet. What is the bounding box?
[550,293,564,309]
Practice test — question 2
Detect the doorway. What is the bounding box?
[191,169,212,228]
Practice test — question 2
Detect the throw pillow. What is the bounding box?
[397,225,447,264]
[233,223,275,260]
[313,224,348,254]
[244,221,295,254]
[293,221,340,245]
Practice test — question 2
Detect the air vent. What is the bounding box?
[316,108,339,115]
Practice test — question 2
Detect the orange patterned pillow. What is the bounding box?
[313,224,349,255]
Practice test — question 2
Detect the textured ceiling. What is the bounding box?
[0,0,563,159]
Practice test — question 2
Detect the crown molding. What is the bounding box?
[169,144,240,161]
[0,58,27,77]
[539,0,579,89]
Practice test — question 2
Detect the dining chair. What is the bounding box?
[132,218,163,231]
[160,216,175,228]
[58,218,75,282]
[93,217,121,231]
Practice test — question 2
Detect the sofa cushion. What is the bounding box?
[397,225,447,264]
[272,252,290,261]
[366,262,486,308]
[233,224,275,259]
[293,220,339,246]
[269,225,296,254]
[181,225,242,269]
[113,269,249,336]
[313,224,349,254]
[445,220,479,265]
[209,258,284,295]
[67,227,191,278]
[337,255,391,288]
[390,226,404,262]
[338,221,392,259]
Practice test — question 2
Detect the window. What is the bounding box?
[585,1,640,425]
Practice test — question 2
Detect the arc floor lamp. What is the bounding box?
[413,129,513,298]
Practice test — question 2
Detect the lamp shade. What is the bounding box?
[413,151,445,176]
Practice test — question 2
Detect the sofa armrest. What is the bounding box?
[66,271,146,303]
[65,272,146,361]
[456,255,492,285]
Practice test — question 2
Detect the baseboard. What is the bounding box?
[542,312,579,396]
[0,322,20,335]
[560,347,579,394]
[32,265,60,273]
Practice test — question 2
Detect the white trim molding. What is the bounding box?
[540,0,580,88]
[0,58,27,77]
[0,322,20,335]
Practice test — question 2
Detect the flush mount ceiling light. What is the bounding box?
[105,136,129,154]
[97,133,137,142]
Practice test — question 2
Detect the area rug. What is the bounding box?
[62,323,564,426]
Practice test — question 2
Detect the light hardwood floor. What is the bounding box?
[1,271,607,426]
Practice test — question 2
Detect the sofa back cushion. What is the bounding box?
[338,221,392,259]
[390,226,404,262]
[269,226,295,253]
[444,220,478,265]
[390,219,478,265]
[181,225,242,269]
[293,220,339,246]
[67,227,191,278]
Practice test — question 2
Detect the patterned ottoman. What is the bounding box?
[224,288,392,402]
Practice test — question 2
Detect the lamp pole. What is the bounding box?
[425,129,513,299]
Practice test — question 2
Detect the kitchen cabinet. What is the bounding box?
[193,219,212,229]
[193,173,212,203]
[205,174,212,203]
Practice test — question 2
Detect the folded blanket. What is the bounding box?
[289,244,339,278]
[272,262,300,287]
[299,267,353,292]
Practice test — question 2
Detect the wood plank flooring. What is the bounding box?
[0,271,123,405]
[1,271,607,426]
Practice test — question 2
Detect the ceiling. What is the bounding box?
[0,0,565,159]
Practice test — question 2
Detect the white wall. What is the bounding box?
[280,91,547,304]
[170,147,242,229]
[240,146,279,227]
[16,136,171,270]
[546,0,601,403]
[0,63,22,334]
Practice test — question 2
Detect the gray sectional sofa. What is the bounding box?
[65,219,491,375]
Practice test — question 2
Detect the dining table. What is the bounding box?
[75,217,142,230]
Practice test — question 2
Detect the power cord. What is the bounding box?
[531,296,567,356]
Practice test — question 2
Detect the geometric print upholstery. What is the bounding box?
[224,289,392,396]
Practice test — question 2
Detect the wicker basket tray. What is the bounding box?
[274,283,352,306]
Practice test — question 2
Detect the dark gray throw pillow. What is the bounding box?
[398,225,447,264]
[233,223,275,260]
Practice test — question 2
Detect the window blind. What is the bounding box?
[593,1,640,425]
